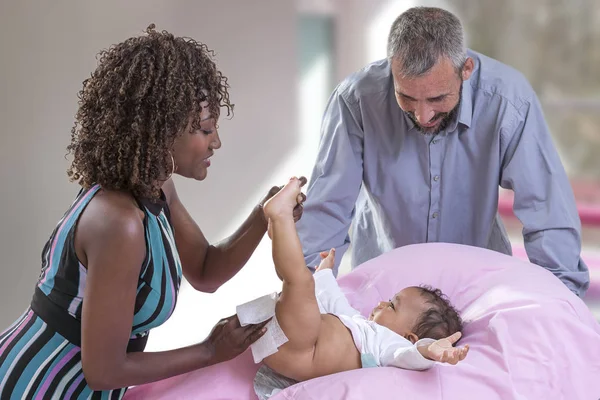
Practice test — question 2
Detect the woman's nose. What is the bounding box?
[210,130,222,150]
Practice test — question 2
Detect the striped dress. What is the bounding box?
[0,184,182,399]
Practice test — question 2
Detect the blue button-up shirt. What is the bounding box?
[297,49,589,297]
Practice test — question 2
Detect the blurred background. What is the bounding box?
[0,0,598,352]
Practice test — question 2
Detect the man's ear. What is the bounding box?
[461,57,474,81]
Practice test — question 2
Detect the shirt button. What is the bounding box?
[432,212,439,219]
[432,139,439,144]
[433,175,440,182]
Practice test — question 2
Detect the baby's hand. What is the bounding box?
[315,248,335,272]
[419,332,469,365]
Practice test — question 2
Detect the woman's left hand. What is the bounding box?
[259,177,307,223]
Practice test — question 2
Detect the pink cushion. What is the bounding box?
[124,349,260,399]
[125,243,600,400]
[510,244,600,300]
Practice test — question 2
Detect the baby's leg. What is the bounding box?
[263,178,321,352]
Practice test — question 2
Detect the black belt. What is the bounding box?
[31,287,148,353]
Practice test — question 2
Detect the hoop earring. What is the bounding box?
[166,153,176,180]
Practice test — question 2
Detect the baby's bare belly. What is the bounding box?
[264,314,361,381]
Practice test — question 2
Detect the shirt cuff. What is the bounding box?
[410,338,437,370]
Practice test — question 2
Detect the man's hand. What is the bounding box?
[418,332,469,365]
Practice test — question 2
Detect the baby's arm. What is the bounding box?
[380,332,469,370]
[379,336,437,371]
[314,268,361,317]
[312,248,361,316]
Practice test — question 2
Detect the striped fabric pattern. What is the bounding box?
[0,185,182,399]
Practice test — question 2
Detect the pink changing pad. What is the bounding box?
[125,243,600,400]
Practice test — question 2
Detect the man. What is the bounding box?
[296,6,589,297]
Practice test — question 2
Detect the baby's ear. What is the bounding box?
[405,332,419,344]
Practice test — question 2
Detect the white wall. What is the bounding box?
[0,0,298,338]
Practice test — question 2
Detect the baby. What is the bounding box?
[256,177,469,395]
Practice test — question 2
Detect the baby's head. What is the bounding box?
[368,285,462,343]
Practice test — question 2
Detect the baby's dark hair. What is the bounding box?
[413,285,462,340]
[66,23,233,199]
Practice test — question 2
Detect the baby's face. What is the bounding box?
[368,286,427,340]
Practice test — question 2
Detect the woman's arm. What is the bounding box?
[77,192,266,390]
[162,179,302,293]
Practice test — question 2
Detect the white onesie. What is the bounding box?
[313,269,436,370]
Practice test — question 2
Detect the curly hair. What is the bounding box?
[413,285,463,341]
[66,23,233,199]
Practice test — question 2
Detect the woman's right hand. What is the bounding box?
[204,314,270,363]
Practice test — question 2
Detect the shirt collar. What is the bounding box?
[448,79,473,132]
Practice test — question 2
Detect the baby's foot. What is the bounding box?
[263,177,305,221]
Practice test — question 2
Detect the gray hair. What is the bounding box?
[387,7,467,77]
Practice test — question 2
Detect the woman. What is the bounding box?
[0,24,303,399]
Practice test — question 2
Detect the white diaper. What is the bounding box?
[236,292,289,363]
